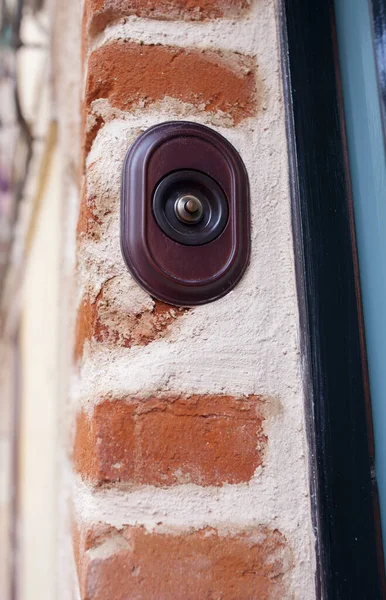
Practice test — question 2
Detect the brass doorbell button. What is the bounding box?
[121,121,250,306]
[175,195,203,224]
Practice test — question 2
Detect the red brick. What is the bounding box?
[84,0,251,38]
[73,280,187,361]
[75,523,289,600]
[73,395,266,486]
[73,401,137,483]
[84,41,257,153]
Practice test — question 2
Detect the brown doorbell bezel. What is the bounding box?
[120,121,250,306]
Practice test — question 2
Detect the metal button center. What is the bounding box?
[175,194,204,224]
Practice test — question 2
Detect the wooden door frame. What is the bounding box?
[280,1,386,597]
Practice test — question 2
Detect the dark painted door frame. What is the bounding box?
[280,1,386,598]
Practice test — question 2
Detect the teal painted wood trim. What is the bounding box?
[334,0,386,557]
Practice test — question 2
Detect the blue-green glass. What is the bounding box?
[334,0,386,555]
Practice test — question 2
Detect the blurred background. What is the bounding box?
[1,2,64,598]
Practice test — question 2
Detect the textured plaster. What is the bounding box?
[74,1,317,598]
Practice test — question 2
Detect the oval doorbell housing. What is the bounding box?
[121,121,250,306]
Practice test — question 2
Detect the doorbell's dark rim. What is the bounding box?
[152,169,229,246]
[120,121,250,306]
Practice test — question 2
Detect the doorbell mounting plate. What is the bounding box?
[121,121,250,306]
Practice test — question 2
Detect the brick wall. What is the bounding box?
[70,0,316,598]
